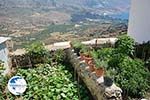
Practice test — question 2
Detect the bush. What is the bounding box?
[2,64,90,100]
[0,60,4,72]
[25,42,49,65]
[97,48,114,61]
[90,50,99,59]
[145,58,150,71]
[108,53,127,70]
[112,57,150,98]
[71,41,86,55]
[115,35,135,56]
[0,75,9,99]
[53,49,66,64]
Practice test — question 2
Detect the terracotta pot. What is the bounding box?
[79,53,86,60]
[87,60,93,65]
[95,68,104,77]
[80,53,91,61]
[84,56,93,64]
[89,65,95,72]
[80,53,85,60]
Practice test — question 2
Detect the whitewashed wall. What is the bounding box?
[0,42,9,67]
[128,0,150,43]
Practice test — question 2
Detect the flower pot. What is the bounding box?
[80,53,86,60]
[95,68,104,77]
[88,62,95,72]
[87,60,93,65]
[80,53,91,60]
[84,56,93,64]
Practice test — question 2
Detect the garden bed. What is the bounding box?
[66,48,122,100]
[0,35,150,100]
[0,64,92,100]
[70,35,150,100]
[0,42,93,100]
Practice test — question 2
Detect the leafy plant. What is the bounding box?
[135,41,150,60]
[94,35,149,99]
[0,60,4,72]
[97,48,114,61]
[25,42,49,65]
[108,53,127,69]
[145,58,150,71]
[113,56,150,98]
[53,49,66,64]
[0,74,10,99]
[115,35,135,56]
[94,59,107,69]
[1,64,90,100]
[71,40,84,50]
[90,50,98,59]
[71,40,86,55]
[80,46,92,57]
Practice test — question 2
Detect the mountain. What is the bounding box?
[0,0,130,48]
[0,0,130,15]
[0,0,130,37]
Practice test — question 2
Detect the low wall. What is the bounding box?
[11,54,32,68]
[10,49,122,100]
[9,38,122,100]
[66,49,122,100]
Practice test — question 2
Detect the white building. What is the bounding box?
[0,37,11,74]
[128,0,150,43]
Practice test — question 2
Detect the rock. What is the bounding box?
[104,83,122,100]
[96,76,104,84]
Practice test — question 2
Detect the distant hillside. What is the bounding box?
[0,0,130,15]
[0,0,130,49]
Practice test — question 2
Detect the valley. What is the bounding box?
[0,0,130,49]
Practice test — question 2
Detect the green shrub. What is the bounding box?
[90,50,99,59]
[53,49,66,64]
[0,75,9,99]
[0,60,4,72]
[145,58,150,70]
[108,53,127,70]
[71,41,84,50]
[97,48,114,61]
[25,42,49,64]
[71,41,86,55]
[95,60,108,69]
[2,64,90,100]
[114,57,150,98]
[115,35,135,56]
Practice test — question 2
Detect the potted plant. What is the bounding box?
[80,46,93,64]
[87,60,95,72]
[94,59,105,77]
[70,41,84,56]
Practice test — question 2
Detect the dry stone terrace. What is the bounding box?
[9,37,122,100]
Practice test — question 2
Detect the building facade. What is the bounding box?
[128,0,150,43]
[0,37,11,75]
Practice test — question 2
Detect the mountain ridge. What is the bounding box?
[0,0,130,14]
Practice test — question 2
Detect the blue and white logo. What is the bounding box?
[7,76,27,95]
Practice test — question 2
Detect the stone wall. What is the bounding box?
[10,38,122,100]
[66,49,122,100]
[11,54,32,68]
